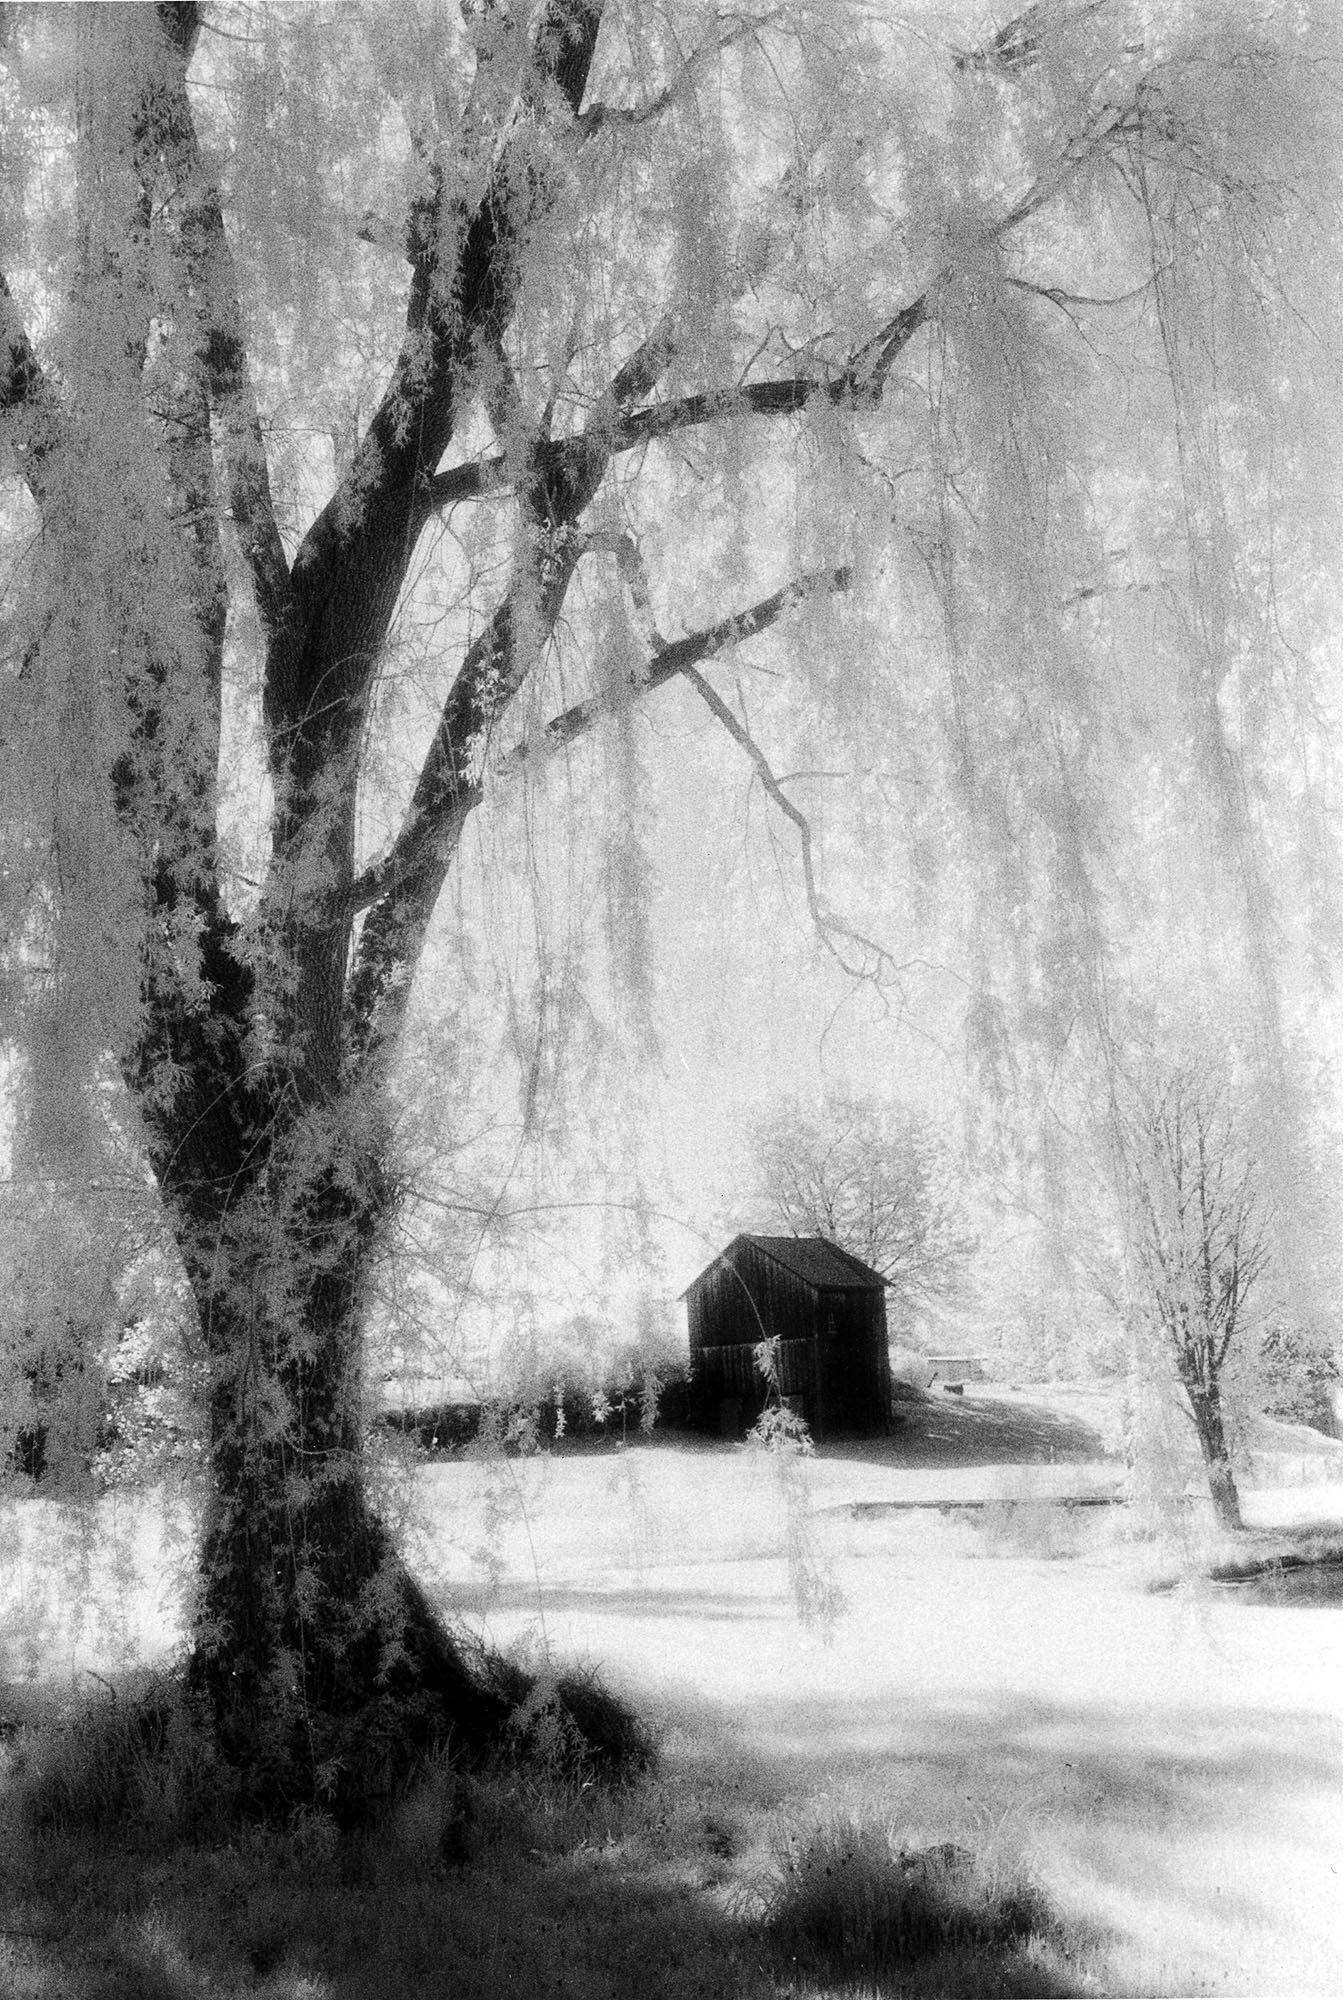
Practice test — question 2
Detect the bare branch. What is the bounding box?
[678,663,896,984]
[424,313,680,514]
[346,604,508,919]
[188,213,294,641]
[351,557,853,936]
[509,543,891,979]
[1009,273,1160,314]
[422,333,923,515]
[600,313,680,422]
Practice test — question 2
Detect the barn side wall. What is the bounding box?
[687,1243,891,1437]
[687,1241,822,1349]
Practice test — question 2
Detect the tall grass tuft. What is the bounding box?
[761,1814,1056,1976]
[13,1669,238,1842]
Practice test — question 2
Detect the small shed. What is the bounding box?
[925,1354,990,1387]
[682,1234,891,1439]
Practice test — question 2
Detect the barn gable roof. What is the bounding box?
[682,1233,887,1298]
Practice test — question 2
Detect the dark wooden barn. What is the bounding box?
[682,1234,891,1439]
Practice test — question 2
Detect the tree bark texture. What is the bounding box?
[1185,1376,1244,1533]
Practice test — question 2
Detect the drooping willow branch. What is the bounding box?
[575,12,783,137]
[425,77,1148,521]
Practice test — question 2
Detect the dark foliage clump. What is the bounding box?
[15,1633,654,1845]
[376,1373,693,1457]
[15,1671,240,1843]
[486,1656,657,1782]
[376,1402,485,1453]
[1258,1323,1341,1434]
[763,1818,1057,1977]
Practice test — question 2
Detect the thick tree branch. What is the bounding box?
[133,4,294,649]
[520,562,853,766]
[423,66,1145,521]
[308,0,602,550]
[424,301,927,514]
[178,198,294,639]
[344,505,591,1067]
[261,2,603,883]
[580,530,665,652]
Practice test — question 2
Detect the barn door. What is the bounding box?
[817,1299,853,1432]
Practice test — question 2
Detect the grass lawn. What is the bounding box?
[3,1384,1342,1996]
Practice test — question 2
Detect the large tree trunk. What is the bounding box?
[168,1103,514,1812]
[134,897,521,1813]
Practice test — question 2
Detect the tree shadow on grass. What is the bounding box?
[4,1832,1094,2000]
[7,1660,1339,1996]
[5,1746,1100,2000]
[739,1687,1343,1991]
[826,1395,1115,1471]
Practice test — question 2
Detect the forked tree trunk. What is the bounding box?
[132,884,518,1810]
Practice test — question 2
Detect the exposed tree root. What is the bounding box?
[183,1553,652,1824]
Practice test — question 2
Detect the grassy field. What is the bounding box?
[3,1385,1343,1997]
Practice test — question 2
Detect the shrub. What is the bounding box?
[487,1657,657,1782]
[1258,1322,1340,1433]
[374,1371,693,1457]
[762,1815,1053,1975]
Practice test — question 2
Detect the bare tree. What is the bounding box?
[1122,1067,1270,1531]
[748,1093,976,1328]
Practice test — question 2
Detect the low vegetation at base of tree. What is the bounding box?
[0,1686,1099,2000]
[9,1659,653,1842]
[1145,1528,1343,1598]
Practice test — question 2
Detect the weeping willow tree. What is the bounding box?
[1,1,1340,1808]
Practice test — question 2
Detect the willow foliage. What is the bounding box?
[1,1,1340,1805]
